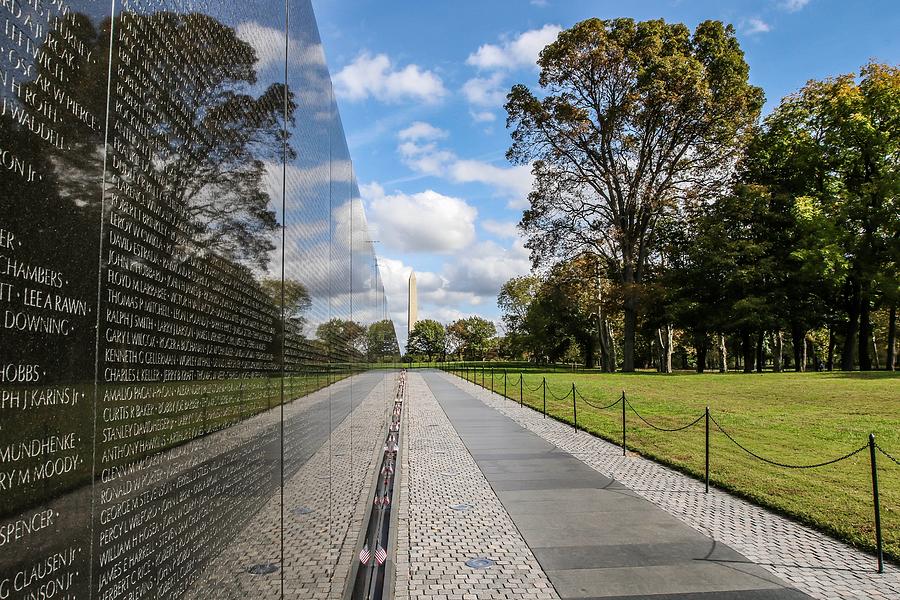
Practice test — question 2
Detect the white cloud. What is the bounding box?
[334,52,446,103]
[449,160,533,207]
[482,220,520,239]
[394,138,533,207]
[443,240,530,297]
[364,185,477,254]
[398,121,448,141]
[743,18,772,34]
[397,141,456,176]
[466,24,562,71]
[780,0,811,12]
[470,110,496,123]
[462,72,507,107]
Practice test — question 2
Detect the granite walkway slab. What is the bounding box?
[421,371,812,600]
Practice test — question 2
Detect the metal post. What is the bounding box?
[705,407,710,493]
[542,378,546,418]
[482,366,485,388]
[504,370,507,400]
[869,433,884,573]
[572,383,577,432]
[621,391,626,456]
[491,367,494,394]
[519,374,523,407]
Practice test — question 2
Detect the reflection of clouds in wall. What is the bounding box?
[236,21,326,70]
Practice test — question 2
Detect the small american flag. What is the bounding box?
[374,544,387,566]
[359,545,370,565]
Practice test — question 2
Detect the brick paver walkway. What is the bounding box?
[442,371,899,600]
[393,373,559,600]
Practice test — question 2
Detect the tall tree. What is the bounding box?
[497,276,541,358]
[507,18,763,371]
[446,317,497,361]
[406,320,447,361]
[756,63,900,369]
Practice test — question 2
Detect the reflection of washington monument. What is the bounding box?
[408,270,418,335]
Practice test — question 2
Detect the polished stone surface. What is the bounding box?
[0,1,396,598]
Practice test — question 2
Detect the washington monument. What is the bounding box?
[408,270,418,335]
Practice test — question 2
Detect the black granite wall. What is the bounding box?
[0,1,397,598]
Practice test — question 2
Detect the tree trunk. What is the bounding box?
[887,305,897,371]
[623,300,636,373]
[718,332,727,373]
[808,336,819,371]
[596,271,616,373]
[873,336,880,370]
[585,341,597,369]
[841,278,861,370]
[655,335,663,373]
[600,319,617,373]
[741,331,754,373]
[827,325,835,371]
[773,331,783,372]
[755,331,765,373]
[695,333,708,374]
[656,325,673,373]
[791,323,805,372]
[858,290,872,371]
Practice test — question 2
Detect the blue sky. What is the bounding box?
[312,0,900,347]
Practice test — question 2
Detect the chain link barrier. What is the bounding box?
[547,386,572,401]
[877,444,900,467]
[626,399,705,432]
[709,413,868,469]
[451,369,885,470]
[575,389,623,410]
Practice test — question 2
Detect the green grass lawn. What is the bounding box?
[452,366,900,563]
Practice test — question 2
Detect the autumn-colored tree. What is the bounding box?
[507,18,763,371]
[446,317,497,360]
[406,320,447,361]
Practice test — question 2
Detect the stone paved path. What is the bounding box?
[441,371,899,600]
[393,373,559,600]
[423,372,811,600]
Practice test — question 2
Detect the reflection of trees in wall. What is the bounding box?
[316,318,367,362]
[2,11,300,373]
[105,12,294,269]
[368,319,400,362]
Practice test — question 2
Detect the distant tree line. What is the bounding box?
[405,316,498,361]
[501,17,898,372]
